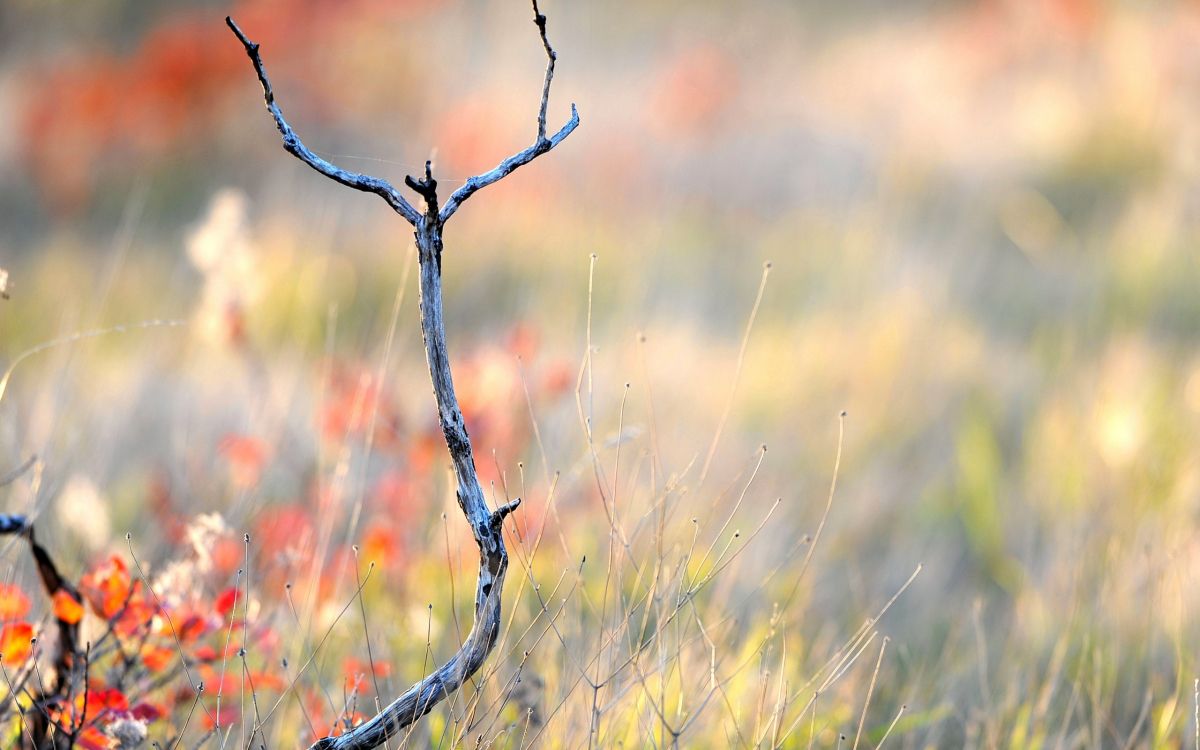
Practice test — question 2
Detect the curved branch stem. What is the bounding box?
[229,2,579,748]
[225,17,422,226]
[439,0,579,223]
[312,217,520,750]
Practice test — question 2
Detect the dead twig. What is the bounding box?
[227,2,580,748]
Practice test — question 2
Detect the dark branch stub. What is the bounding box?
[404,161,439,219]
[227,2,579,749]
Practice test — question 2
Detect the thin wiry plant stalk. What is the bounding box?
[852,637,889,750]
[875,704,907,750]
[699,262,771,485]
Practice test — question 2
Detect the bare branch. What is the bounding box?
[229,3,577,747]
[439,0,580,223]
[225,17,422,226]
[532,0,557,142]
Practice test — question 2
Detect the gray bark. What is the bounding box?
[226,3,579,748]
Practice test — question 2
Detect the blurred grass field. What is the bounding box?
[2,0,1200,746]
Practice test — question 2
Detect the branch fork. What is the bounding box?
[228,3,578,748]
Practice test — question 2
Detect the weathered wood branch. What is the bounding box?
[225,18,422,226]
[439,0,579,223]
[228,2,579,748]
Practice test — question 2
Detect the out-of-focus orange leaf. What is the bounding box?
[212,537,244,576]
[506,322,540,362]
[142,644,175,672]
[311,708,366,740]
[343,656,392,682]
[76,726,114,750]
[652,44,739,135]
[255,505,314,556]
[53,590,85,625]
[193,644,218,662]
[541,359,573,398]
[81,556,132,619]
[249,669,287,692]
[198,664,241,696]
[84,687,129,715]
[371,470,414,515]
[114,597,155,638]
[177,612,211,643]
[343,654,394,693]
[0,584,31,621]
[361,524,400,569]
[218,434,269,488]
[0,622,34,665]
[319,364,403,449]
[200,703,240,730]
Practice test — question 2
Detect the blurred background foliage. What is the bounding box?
[2,0,1200,746]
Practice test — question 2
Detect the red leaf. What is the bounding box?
[130,702,163,721]
[215,587,239,618]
